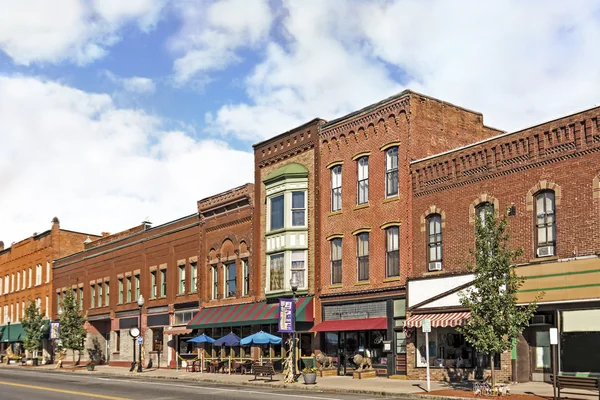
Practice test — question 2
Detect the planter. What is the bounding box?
[303,372,317,385]
[32,358,39,366]
[87,363,95,371]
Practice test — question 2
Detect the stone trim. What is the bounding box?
[103,277,110,282]
[159,263,167,270]
[189,256,198,263]
[525,180,562,211]
[149,265,157,272]
[177,259,186,266]
[133,269,141,275]
[380,141,401,151]
[380,221,401,230]
[420,206,446,232]
[351,151,371,161]
[593,174,600,199]
[326,233,344,241]
[325,160,344,169]
[117,273,124,279]
[351,227,372,236]
[468,194,500,224]
[124,271,132,277]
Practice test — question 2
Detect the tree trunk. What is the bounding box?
[72,350,76,365]
[490,353,496,387]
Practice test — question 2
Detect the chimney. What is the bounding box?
[142,220,152,231]
[51,216,60,232]
[101,232,111,237]
[0,241,4,251]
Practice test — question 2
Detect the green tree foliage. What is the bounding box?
[22,300,45,358]
[458,209,543,385]
[58,290,87,364]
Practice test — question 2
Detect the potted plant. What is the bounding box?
[302,366,318,384]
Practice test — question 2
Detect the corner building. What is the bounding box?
[314,91,501,377]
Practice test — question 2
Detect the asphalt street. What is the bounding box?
[0,368,390,400]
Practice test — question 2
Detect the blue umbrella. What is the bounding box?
[213,332,241,347]
[240,331,282,345]
[187,333,215,344]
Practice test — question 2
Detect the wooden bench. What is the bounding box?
[551,375,600,400]
[252,364,276,381]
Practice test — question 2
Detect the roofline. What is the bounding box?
[197,183,253,204]
[252,118,325,149]
[410,103,600,165]
[59,228,101,237]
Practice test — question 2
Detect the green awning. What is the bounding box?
[0,323,25,342]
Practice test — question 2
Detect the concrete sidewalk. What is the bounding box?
[3,363,598,399]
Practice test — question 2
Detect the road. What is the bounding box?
[0,368,389,400]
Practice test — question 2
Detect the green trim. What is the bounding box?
[263,163,308,185]
[523,269,600,280]
[518,283,600,293]
[0,323,25,342]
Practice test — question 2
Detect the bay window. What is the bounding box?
[270,195,284,231]
[269,254,284,291]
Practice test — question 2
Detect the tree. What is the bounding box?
[458,210,543,386]
[58,290,87,365]
[22,300,45,360]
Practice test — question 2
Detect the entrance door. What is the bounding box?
[394,329,407,375]
[516,333,530,382]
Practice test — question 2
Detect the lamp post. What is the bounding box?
[137,295,144,373]
[56,307,62,362]
[6,316,11,353]
[289,272,299,381]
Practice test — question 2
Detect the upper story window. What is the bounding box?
[291,250,306,289]
[178,265,186,294]
[386,226,400,278]
[79,287,84,310]
[90,284,96,308]
[126,276,132,302]
[427,214,443,268]
[28,267,32,287]
[386,147,399,198]
[330,238,342,285]
[97,282,103,307]
[476,202,494,226]
[357,157,369,205]
[269,253,284,291]
[118,278,124,304]
[160,269,167,297]
[135,274,140,300]
[225,262,236,298]
[35,264,42,286]
[357,232,370,281]
[242,260,250,296]
[190,262,197,293]
[16,271,20,292]
[270,195,284,231]
[151,271,157,298]
[331,165,342,212]
[105,281,110,306]
[291,192,306,226]
[212,266,218,300]
[535,190,555,257]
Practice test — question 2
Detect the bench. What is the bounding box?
[252,364,276,381]
[551,375,600,400]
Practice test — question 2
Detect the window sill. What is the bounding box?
[112,352,120,355]
[383,196,399,203]
[423,270,445,276]
[354,281,370,286]
[528,256,559,264]
[328,211,342,217]
[328,284,343,289]
[354,203,369,210]
[383,277,401,283]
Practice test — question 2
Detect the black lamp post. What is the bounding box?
[6,316,11,353]
[137,295,144,373]
[289,272,299,381]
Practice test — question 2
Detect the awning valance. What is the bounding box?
[404,312,470,329]
[309,317,387,332]
[164,327,192,335]
[0,323,25,342]
[187,296,313,330]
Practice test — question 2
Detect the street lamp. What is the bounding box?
[289,272,299,381]
[137,295,144,373]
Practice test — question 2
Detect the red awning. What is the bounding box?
[309,317,387,332]
[404,312,470,328]
[164,327,192,335]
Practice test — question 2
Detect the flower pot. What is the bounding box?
[303,372,317,385]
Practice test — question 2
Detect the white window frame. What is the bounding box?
[212,266,218,300]
[225,262,236,298]
[385,147,399,198]
[291,250,306,289]
[357,156,369,205]
[46,261,51,283]
[331,165,342,212]
[190,262,197,293]
[290,191,307,227]
[178,265,186,294]
[28,267,32,287]
[242,259,249,296]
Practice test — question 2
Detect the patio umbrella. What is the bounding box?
[240,331,282,345]
[187,334,215,373]
[213,332,241,374]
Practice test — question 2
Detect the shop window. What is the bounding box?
[291,191,306,227]
[212,266,218,300]
[270,195,284,231]
[160,269,167,297]
[357,156,369,205]
[561,309,600,373]
[174,310,195,325]
[535,190,555,257]
[386,226,399,277]
[225,262,236,298]
[178,265,185,294]
[331,165,342,212]
[269,253,284,291]
[150,271,157,298]
[152,328,164,352]
[291,251,305,289]
[115,331,120,352]
[356,232,369,281]
[386,147,399,198]
[330,238,342,285]
[190,262,197,293]
[427,214,442,268]
[242,260,250,296]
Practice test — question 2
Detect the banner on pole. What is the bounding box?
[278,298,295,333]
[50,322,60,340]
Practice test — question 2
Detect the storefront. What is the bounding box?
[0,322,25,354]
[559,307,600,376]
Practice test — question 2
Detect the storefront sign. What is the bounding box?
[278,298,295,333]
[50,322,60,340]
[422,318,431,333]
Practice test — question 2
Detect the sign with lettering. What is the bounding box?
[422,318,431,333]
[137,336,143,345]
[278,298,295,333]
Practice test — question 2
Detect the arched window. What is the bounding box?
[535,190,555,257]
[386,226,399,277]
[427,214,442,269]
[475,202,494,226]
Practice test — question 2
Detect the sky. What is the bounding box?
[1,0,600,246]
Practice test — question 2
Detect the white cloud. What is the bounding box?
[206,0,600,141]
[105,71,156,94]
[0,0,166,65]
[169,0,273,83]
[0,76,253,246]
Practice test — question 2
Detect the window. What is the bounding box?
[212,266,218,300]
[36,264,42,285]
[28,267,32,287]
[115,331,121,352]
[151,271,157,298]
[152,328,164,352]
[476,202,494,226]
[135,274,140,300]
[386,147,399,197]
[22,269,25,289]
[357,156,369,205]
[46,261,50,283]
[16,271,20,292]
[3,275,7,293]
[178,266,185,294]
[535,191,555,255]
[45,296,49,317]
[385,226,400,277]
[242,260,250,296]
[270,195,284,231]
[90,284,96,308]
[190,262,197,293]
[11,273,14,292]
[127,277,132,302]
[57,292,61,312]
[105,281,109,306]
[331,238,342,285]
[357,232,369,281]
[160,269,167,297]
[118,278,124,304]
[225,262,236,298]
[291,192,306,226]
[97,282,103,307]
[331,165,342,212]
[269,253,284,291]
[174,310,195,325]
[427,214,443,264]
[291,251,305,288]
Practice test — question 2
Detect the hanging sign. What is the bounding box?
[50,322,60,340]
[278,298,295,333]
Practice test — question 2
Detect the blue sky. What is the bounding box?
[1,0,600,245]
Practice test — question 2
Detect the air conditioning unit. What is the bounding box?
[428,262,442,271]
[529,315,548,325]
[537,246,555,258]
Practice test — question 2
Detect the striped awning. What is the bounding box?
[404,312,470,328]
[164,327,192,335]
[187,296,313,329]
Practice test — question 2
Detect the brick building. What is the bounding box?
[0,217,97,358]
[406,106,600,381]
[312,91,502,377]
[53,217,201,368]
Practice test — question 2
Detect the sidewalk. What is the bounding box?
[3,363,598,400]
